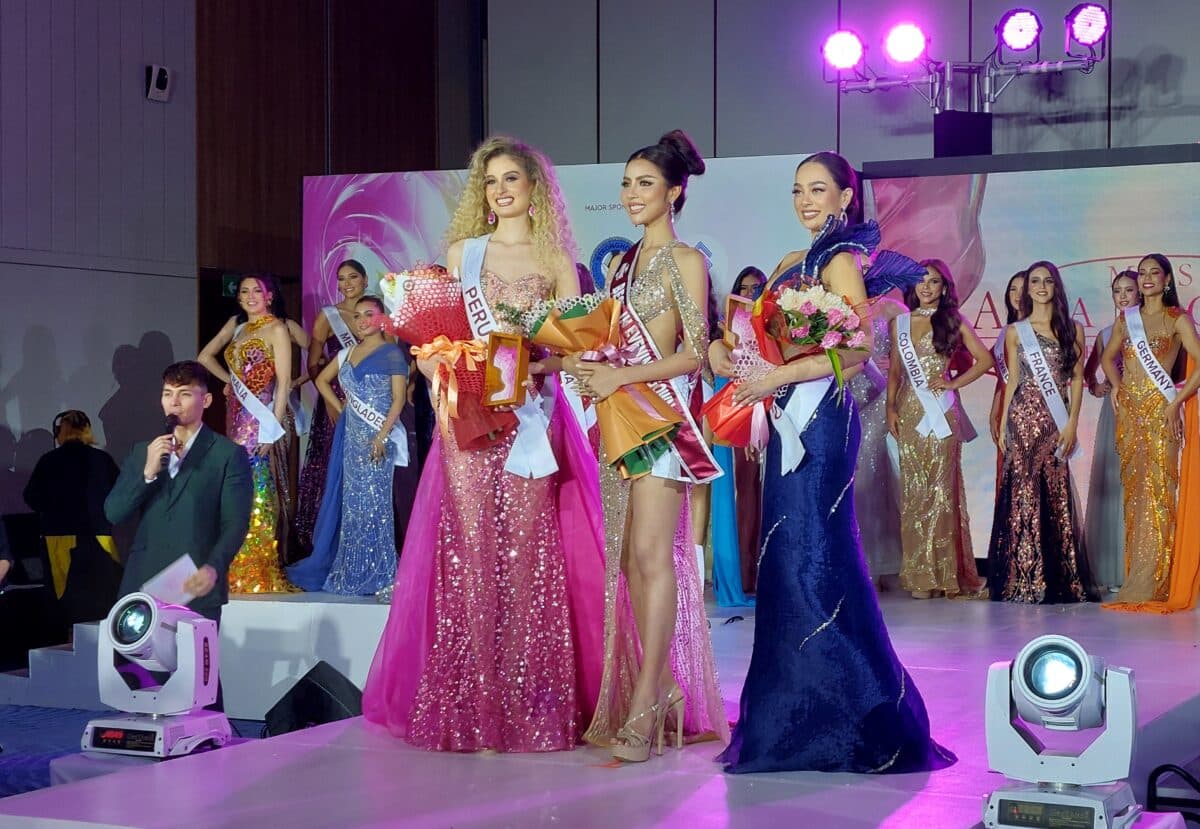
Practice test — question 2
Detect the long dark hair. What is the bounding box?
[1020,261,1079,380]
[796,151,863,224]
[234,274,288,323]
[733,266,766,295]
[904,259,964,358]
[1004,270,1027,324]
[1140,253,1180,308]
[628,129,706,215]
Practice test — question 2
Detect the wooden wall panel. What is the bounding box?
[198,0,439,278]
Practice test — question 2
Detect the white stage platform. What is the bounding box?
[0,593,390,720]
[0,595,1196,828]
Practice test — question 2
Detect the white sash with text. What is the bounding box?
[896,313,953,440]
[1014,320,1079,459]
[1124,308,1177,403]
[339,352,409,467]
[461,234,557,479]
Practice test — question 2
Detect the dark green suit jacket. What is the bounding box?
[105,426,252,616]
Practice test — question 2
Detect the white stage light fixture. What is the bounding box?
[83,592,231,758]
[983,634,1142,829]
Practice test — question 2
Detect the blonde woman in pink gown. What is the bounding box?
[362,137,605,753]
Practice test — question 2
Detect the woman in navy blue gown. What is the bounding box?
[710,152,955,774]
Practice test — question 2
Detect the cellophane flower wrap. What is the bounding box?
[505,294,681,479]
[380,265,516,450]
[700,297,775,449]
[757,283,868,390]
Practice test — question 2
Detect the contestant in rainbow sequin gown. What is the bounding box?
[199,274,296,594]
[362,138,605,752]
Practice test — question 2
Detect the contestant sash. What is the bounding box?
[288,389,310,436]
[1124,308,1177,403]
[771,377,833,475]
[609,242,720,484]
[1014,320,1078,458]
[323,305,358,351]
[896,313,953,440]
[993,325,1009,383]
[229,371,285,445]
[338,351,409,467]
[461,234,557,479]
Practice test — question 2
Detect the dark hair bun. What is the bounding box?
[659,130,706,177]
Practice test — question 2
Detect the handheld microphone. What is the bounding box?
[161,414,180,469]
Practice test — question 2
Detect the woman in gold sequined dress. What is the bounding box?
[986,262,1092,604]
[1101,254,1200,607]
[197,275,297,592]
[570,131,728,762]
[887,260,991,599]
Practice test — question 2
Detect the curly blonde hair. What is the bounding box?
[445,136,578,274]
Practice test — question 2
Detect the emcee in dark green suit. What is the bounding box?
[105,361,251,623]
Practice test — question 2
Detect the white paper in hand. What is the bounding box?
[142,554,198,606]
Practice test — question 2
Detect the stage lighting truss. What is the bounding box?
[821,4,1110,115]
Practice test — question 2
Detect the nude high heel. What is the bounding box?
[662,684,685,751]
[611,703,663,763]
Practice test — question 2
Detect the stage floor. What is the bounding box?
[0,594,1196,828]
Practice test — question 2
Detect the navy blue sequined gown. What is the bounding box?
[719,220,955,774]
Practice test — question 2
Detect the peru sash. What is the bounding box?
[1124,308,1177,403]
[993,325,1009,383]
[338,351,409,467]
[461,234,558,479]
[1014,320,1079,459]
[609,243,720,484]
[323,305,358,351]
[896,313,953,440]
[229,372,285,445]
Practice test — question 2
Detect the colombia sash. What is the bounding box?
[896,313,953,440]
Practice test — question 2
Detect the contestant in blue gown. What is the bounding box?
[715,152,954,775]
[289,332,411,595]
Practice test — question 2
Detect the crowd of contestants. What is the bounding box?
[16,130,1200,774]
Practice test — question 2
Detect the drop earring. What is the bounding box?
[528,204,536,217]
[838,208,848,224]
[668,201,676,223]
[487,210,497,225]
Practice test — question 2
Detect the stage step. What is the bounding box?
[0,622,106,711]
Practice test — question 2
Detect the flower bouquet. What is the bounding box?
[380,265,517,450]
[504,294,681,479]
[757,283,868,387]
[702,285,868,448]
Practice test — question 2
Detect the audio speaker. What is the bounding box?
[934,110,992,158]
[264,661,363,736]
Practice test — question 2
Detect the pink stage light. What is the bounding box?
[1066,3,1109,47]
[997,9,1041,52]
[823,30,865,70]
[884,23,927,64]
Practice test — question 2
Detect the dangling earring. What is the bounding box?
[668,201,676,223]
[528,204,536,217]
[838,208,848,224]
[487,210,497,225]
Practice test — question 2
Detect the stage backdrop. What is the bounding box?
[304,157,1200,559]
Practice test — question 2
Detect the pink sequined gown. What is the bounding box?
[362,272,606,752]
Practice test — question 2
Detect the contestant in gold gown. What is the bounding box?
[1102,254,1200,607]
[888,261,990,598]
